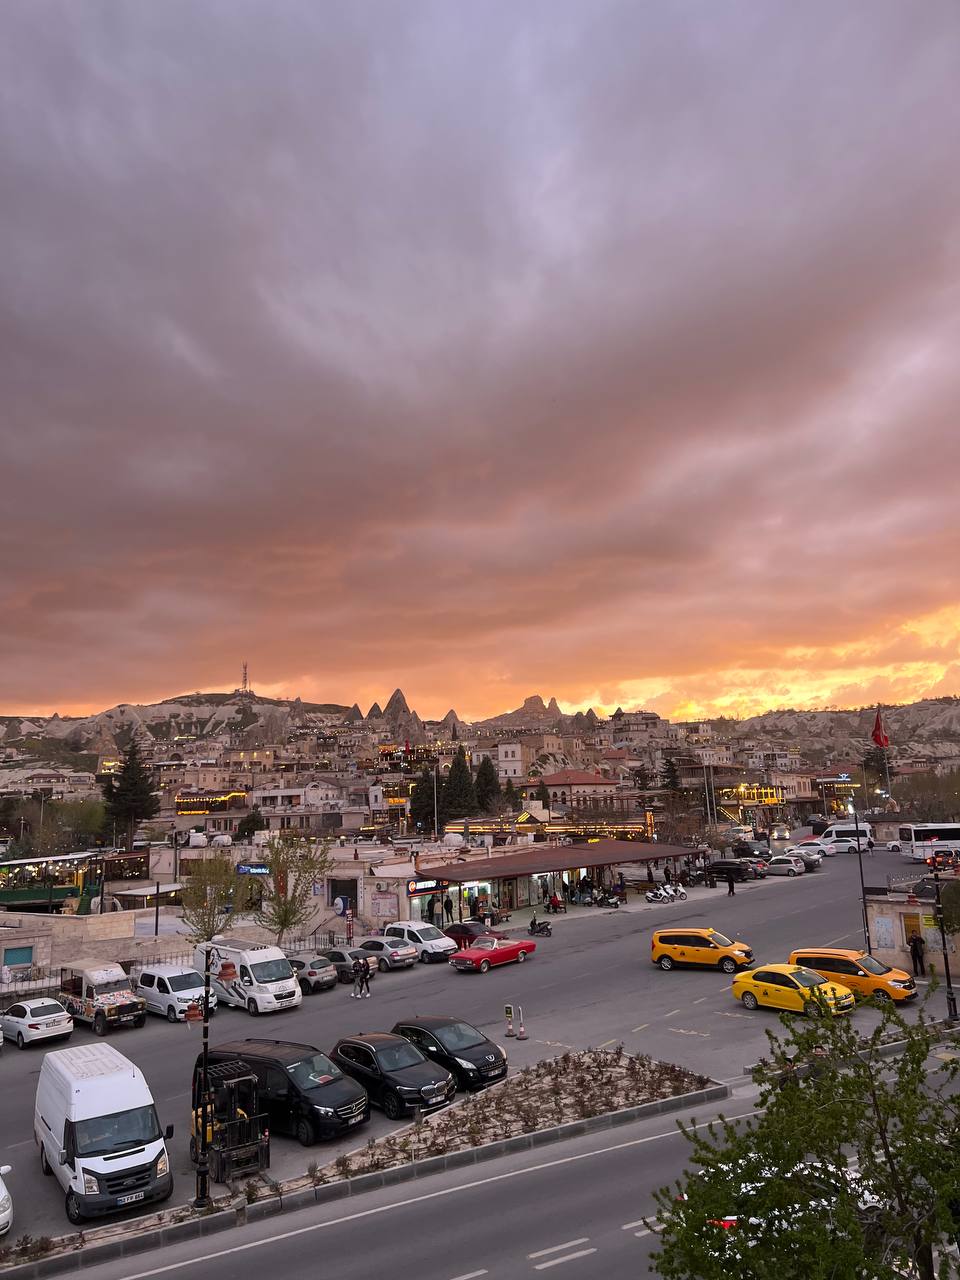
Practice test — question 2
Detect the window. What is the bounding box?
[753,970,777,984]
[2,946,33,967]
[7,1004,25,1019]
[168,972,204,991]
[139,973,156,989]
[376,1042,423,1071]
[157,978,170,994]
[350,1045,377,1071]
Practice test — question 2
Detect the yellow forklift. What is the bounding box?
[189,1059,270,1183]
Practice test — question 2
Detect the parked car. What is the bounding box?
[765,854,806,877]
[0,1164,11,1238]
[0,998,73,1049]
[443,921,507,948]
[330,1033,456,1119]
[201,1038,369,1144]
[450,936,536,973]
[732,851,768,878]
[770,824,791,842]
[382,921,458,963]
[355,937,418,971]
[136,966,217,1022]
[793,847,823,871]
[706,859,757,883]
[58,963,146,1036]
[317,948,378,984]
[391,1016,507,1090]
[731,963,856,1016]
[652,928,754,973]
[286,955,339,994]
[788,948,917,1002]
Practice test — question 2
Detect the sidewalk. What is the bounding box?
[498,880,765,935]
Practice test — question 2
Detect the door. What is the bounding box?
[254,1064,295,1136]
[156,977,171,1014]
[1,1004,25,1036]
[343,1045,382,1103]
[685,936,717,966]
[751,970,782,1009]
[774,974,804,1012]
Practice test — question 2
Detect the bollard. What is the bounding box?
[517,1004,528,1041]
[504,1002,516,1037]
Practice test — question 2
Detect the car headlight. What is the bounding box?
[0,1194,11,1213]
[398,1085,421,1095]
[83,1172,99,1194]
[313,1105,334,1116]
[455,1057,479,1071]
[156,1151,169,1177]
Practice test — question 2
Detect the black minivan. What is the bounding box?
[200,1039,369,1145]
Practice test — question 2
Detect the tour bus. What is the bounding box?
[893,823,960,863]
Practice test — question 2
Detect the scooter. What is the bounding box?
[528,915,553,937]
[593,892,621,909]
[661,883,688,902]
[645,885,669,904]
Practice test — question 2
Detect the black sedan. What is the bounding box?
[317,948,378,983]
[391,1016,507,1090]
[330,1033,456,1120]
[443,921,506,948]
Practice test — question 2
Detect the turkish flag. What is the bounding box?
[871,708,889,748]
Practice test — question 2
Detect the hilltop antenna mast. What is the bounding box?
[241,662,248,696]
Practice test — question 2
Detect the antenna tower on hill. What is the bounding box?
[241,661,249,696]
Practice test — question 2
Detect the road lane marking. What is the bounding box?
[634,1229,653,1239]
[668,1027,710,1037]
[450,1272,488,1280]
[533,1249,597,1270]
[621,1220,647,1229]
[631,1024,649,1033]
[692,996,707,1004]
[528,1239,590,1259]
[108,1109,762,1280]
[597,1039,618,1048]
[662,1008,681,1018]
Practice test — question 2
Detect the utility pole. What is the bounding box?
[933,873,958,1023]
[850,803,871,953]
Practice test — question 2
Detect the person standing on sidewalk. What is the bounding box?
[726,869,736,896]
[351,954,366,998]
[909,931,926,977]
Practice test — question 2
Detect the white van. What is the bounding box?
[819,822,873,848]
[135,965,217,1022]
[383,921,458,963]
[194,939,302,1014]
[35,1043,174,1224]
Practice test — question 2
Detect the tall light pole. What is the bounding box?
[933,873,958,1023]
[433,761,440,842]
[849,802,871,953]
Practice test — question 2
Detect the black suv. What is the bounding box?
[329,1032,456,1120]
[201,1039,369,1145]
[708,859,757,882]
[391,1016,507,1091]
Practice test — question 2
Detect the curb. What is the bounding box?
[0,1082,729,1278]
[743,1020,960,1075]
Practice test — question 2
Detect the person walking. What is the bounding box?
[357,958,371,998]
[663,864,672,886]
[426,894,437,924]
[909,931,926,977]
[351,954,366,998]
[866,838,875,856]
[443,894,454,924]
[726,869,736,896]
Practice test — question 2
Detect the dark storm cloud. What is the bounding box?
[1,0,959,717]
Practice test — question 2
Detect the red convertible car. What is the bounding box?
[450,936,536,973]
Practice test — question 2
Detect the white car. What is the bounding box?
[382,921,458,963]
[766,854,806,877]
[136,965,218,1022]
[0,1164,12,1237]
[0,998,73,1049]
[786,840,833,859]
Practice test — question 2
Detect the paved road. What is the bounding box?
[50,1100,764,1280]
[0,846,922,1242]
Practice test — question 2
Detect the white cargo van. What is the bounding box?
[35,1043,174,1224]
[819,822,873,848]
[382,921,458,963]
[194,939,302,1014]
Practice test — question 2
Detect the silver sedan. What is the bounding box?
[765,855,806,877]
[0,997,73,1049]
[357,937,419,971]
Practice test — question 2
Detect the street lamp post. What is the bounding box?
[933,873,958,1023]
[849,803,871,954]
[193,945,213,1209]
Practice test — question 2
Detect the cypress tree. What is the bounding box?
[101,740,160,852]
[535,779,551,807]
[410,767,442,835]
[442,747,477,819]
[474,756,501,811]
[503,778,521,812]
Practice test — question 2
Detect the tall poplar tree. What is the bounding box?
[474,756,501,811]
[101,740,160,852]
[442,747,477,819]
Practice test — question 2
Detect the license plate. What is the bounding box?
[488,1066,505,1076]
[348,1115,362,1125]
[117,1191,144,1205]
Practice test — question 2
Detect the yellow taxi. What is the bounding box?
[651,927,754,974]
[731,963,855,1016]
[787,948,917,1002]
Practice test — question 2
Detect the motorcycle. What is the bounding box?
[645,886,669,903]
[527,915,553,937]
[592,892,621,908]
[661,882,688,902]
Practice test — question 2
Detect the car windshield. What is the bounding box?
[286,1052,342,1090]
[309,958,333,969]
[434,1022,486,1052]
[74,1105,161,1157]
[710,933,733,948]
[251,959,293,983]
[859,955,892,976]
[416,927,443,941]
[94,979,134,996]
[472,937,497,950]
[168,972,203,992]
[793,970,827,988]
[376,1042,424,1071]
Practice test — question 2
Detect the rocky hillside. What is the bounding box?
[732,697,960,759]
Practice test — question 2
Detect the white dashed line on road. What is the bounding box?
[631,1024,649,1033]
[692,996,708,1004]
[528,1239,591,1259]
[449,1272,488,1280]
[621,1220,647,1230]
[662,1008,681,1018]
[668,1027,710,1037]
[533,1249,598,1270]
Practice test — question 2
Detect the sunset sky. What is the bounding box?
[2,2,959,724]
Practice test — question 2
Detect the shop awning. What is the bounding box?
[420,839,692,883]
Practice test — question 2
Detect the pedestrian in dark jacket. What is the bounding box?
[443,894,454,924]
[726,869,736,896]
[909,931,926,977]
[351,955,367,998]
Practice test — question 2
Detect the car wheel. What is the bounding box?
[720,957,738,975]
[787,869,797,877]
[658,956,673,971]
[93,1011,108,1037]
[517,950,527,962]
[806,1002,824,1018]
[419,951,430,963]
[741,991,759,1011]
[189,1136,198,1163]
[382,1090,404,1121]
[247,999,259,1016]
[296,1117,316,1147]
[479,960,491,974]
[40,1144,53,1176]
[299,979,312,996]
[16,1031,26,1049]
[378,958,390,973]
[65,1191,84,1224]
[166,1006,178,1023]
[872,989,893,1003]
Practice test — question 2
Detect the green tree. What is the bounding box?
[254,834,333,947]
[503,778,521,813]
[236,807,267,840]
[941,879,960,937]
[653,995,960,1280]
[409,767,441,835]
[442,747,477,819]
[862,745,890,789]
[101,741,160,852]
[535,779,551,808]
[180,854,256,943]
[659,757,682,790]
[474,757,501,812]
[632,764,653,790]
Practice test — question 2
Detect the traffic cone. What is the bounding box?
[505,1010,515,1037]
[517,1010,528,1041]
